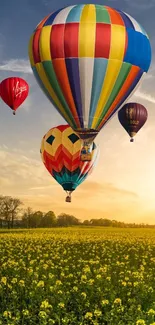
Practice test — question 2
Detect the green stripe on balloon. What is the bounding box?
[95,62,132,129]
[95,4,111,23]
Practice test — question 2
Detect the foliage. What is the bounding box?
[0,228,155,324]
[0,196,23,228]
[0,195,155,228]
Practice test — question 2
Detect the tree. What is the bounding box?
[57,213,80,227]
[29,211,44,228]
[83,220,91,226]
[90,218,112,227]
[22,207,33,228]
[0,196,23,228]
[40,211,57,227]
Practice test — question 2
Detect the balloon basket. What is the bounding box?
[130,138,134,142]
[80,153,92,161]
[80,143,93,161]
[66,195,71,203]
[13,111,16,115]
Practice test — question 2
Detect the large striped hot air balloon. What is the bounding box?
[29,4,151,159]
[40,125,99,202]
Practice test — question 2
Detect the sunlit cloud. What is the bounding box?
[78,181,138,199]
[0,59,32,74]
[133,90,155,104]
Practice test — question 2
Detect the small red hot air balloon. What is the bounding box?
[0,77,29,115]
[118,103,148,142]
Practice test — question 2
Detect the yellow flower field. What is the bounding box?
[0,227,155,325]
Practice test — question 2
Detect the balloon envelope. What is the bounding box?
[40,125,99,200]
[29,4,151,142]
[118,102,148,141]
[0,77,29,114]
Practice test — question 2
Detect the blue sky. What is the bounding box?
[0,0,155,223]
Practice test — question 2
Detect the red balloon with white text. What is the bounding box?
[0,77,29,115]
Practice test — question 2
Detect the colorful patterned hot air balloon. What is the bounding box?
[40,125,99,202]
[0,77,29,115]
[29,4,151,159]
[118,103,148,142]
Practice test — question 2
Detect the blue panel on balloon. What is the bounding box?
[43,8,63,26]
[124,29,151,72]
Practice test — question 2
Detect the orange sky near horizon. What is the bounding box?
[1,88,155,224]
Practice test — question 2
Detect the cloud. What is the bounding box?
[29,185,57,190]
[124,0,155,9]
[0,59,32,74]
[0,147,51,194]
[133,89,155,104]
[20,95,33,112]
[77,181,138,199]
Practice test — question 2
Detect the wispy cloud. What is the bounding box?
[78,181,138,199]
[29,185,57,190]
[0,59,32,74]
[124,0,155,9]
[0,147,50,194]
[133,89,155,104]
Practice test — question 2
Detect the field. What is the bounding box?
[0,227,155,325]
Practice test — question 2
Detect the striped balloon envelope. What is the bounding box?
[40,125,99,202]
[29,4,151,145]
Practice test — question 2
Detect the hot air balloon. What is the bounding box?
[0,77,29,115]
[29,4,151,160]
[40,125,99,202]
[118,103,148,142]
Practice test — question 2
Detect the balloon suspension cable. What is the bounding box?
[65,191,72,203]
[130,138,134,142]
[13,110,16,115]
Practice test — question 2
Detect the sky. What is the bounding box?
[0,0,155,224]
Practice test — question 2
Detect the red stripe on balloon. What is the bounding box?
[64,23,79,58]
[95,23,111,58]
[50,24,65,59]
[33,29,42,63]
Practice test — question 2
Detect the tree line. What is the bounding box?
[0,195,154,229]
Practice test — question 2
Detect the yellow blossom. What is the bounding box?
[1,277,7,285]
[81,292,87,298]
[73,286,78,291]
[58,302,65,308]
[22,309,29,316]
[101,299,109,305]
[37,281,44,287]
[40,299,52,309]
[3,311,11,318]
[147,309,155,315]
[94,310,102,317]
[114,298,122,304]
[85,312,93,319]
[136,320,146,325]
[19,280,25,287]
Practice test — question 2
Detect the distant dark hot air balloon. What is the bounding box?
[0,77,29,115]
[118,103,148,142]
